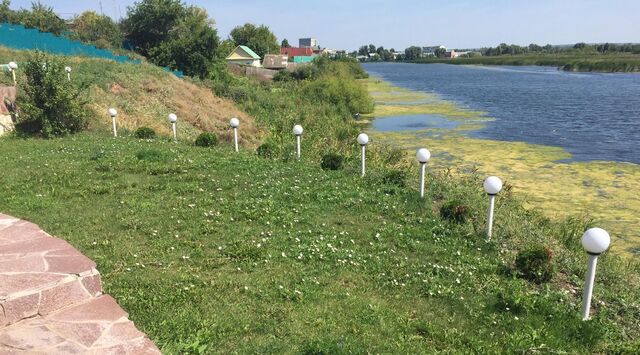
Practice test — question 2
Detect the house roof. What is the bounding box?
[280,47,314,57]
[227,45,261,60]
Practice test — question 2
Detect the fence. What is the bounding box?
[0,23,183,77]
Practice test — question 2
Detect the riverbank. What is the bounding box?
[411,54,640,72]
[362,77,640,256]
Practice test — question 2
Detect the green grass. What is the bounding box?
[412,53,640,72]
[1,132,638,353]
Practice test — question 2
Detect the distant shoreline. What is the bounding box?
[408,54,640,73]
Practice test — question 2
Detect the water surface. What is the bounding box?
[363,63,640,164]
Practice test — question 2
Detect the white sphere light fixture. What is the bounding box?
[293,124,303,136]
[357,133,369,146]
[108,108,117,118]
[580,227,611,320]
[581,228,611,255]
[230,117,240,128]
[168,113,178,123]
[416,148,431,163]
[483,176,503,195]
[8,61,17,70]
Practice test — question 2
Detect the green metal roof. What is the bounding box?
[239,45,260,59]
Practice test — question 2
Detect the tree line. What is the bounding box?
[0,0,281,78]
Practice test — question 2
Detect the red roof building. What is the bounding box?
[280,47,314,57]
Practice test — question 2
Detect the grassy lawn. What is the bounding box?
[0,133,638,353]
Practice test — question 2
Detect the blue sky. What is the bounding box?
[9,0,640,50]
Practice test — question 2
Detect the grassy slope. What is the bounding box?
[412,53,640,72]
[0,46,259,144]
[0,132,638,353]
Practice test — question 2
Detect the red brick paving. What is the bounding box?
[0,214,160,354]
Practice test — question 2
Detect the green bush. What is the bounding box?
[440,200,472,223]
[16,52,88,137]
[256,141,278,159]
[135,127,156,139]
[515,245,555,284]
[195,132,218,147]
[320,153,344,171]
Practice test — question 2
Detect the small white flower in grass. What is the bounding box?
[279,285,284,289]
[294,290,303,296]
[281,252,286,258]
[244,286,249,291]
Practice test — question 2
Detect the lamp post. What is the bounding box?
[293,124,303,159]
[65,66,72,82]
[108,108,118,138]
[8,61,17,86]
[483,176,503,239]
[230,118,240,152]
[357,133,369,177]
[580,228,611,321]
[416,148,431,198]
[168,113,178,141]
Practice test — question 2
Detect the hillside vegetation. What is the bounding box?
[0,46,258,144]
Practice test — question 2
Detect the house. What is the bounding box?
[262,54,288,70]
[422,45,447,57]
[444,50,470,58]
[226,45,261,67]
[299,38,317,48]
[280,47,314,58]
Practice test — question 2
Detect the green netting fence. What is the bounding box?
[0,23,183,77]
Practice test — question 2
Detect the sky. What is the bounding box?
[8,0,640,50]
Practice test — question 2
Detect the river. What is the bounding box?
[362,62,640,255]
[363,63,640,164]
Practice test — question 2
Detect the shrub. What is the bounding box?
[515,245,555,283]
[16,52,88,137]
[135,127,156,139]
[320,153,344,171]
[195,132,218,147]
[256,141,278,159]
[440,200,472,223]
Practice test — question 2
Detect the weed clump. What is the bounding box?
[440,200,472,223]
[515,245,555,283]
[134,127,156,139]
[320,153,344,171]
[380,169,407,187]
[195,132,218,147]
[256,141,278,159]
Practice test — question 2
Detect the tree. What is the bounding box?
[434,47,446,57]
[358,45,369,56]
[216,39,236,59]
[0,0,14,23]
[229,23,278,58]
[122,0,219,78]
[122,0,187,56]
[368,44,376,53]
[404,46,422,60]
[573,42,587,50]
[15,1,65,35]
[281,38,290,48]
[148,6,219,78]
[70,11,123,48]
